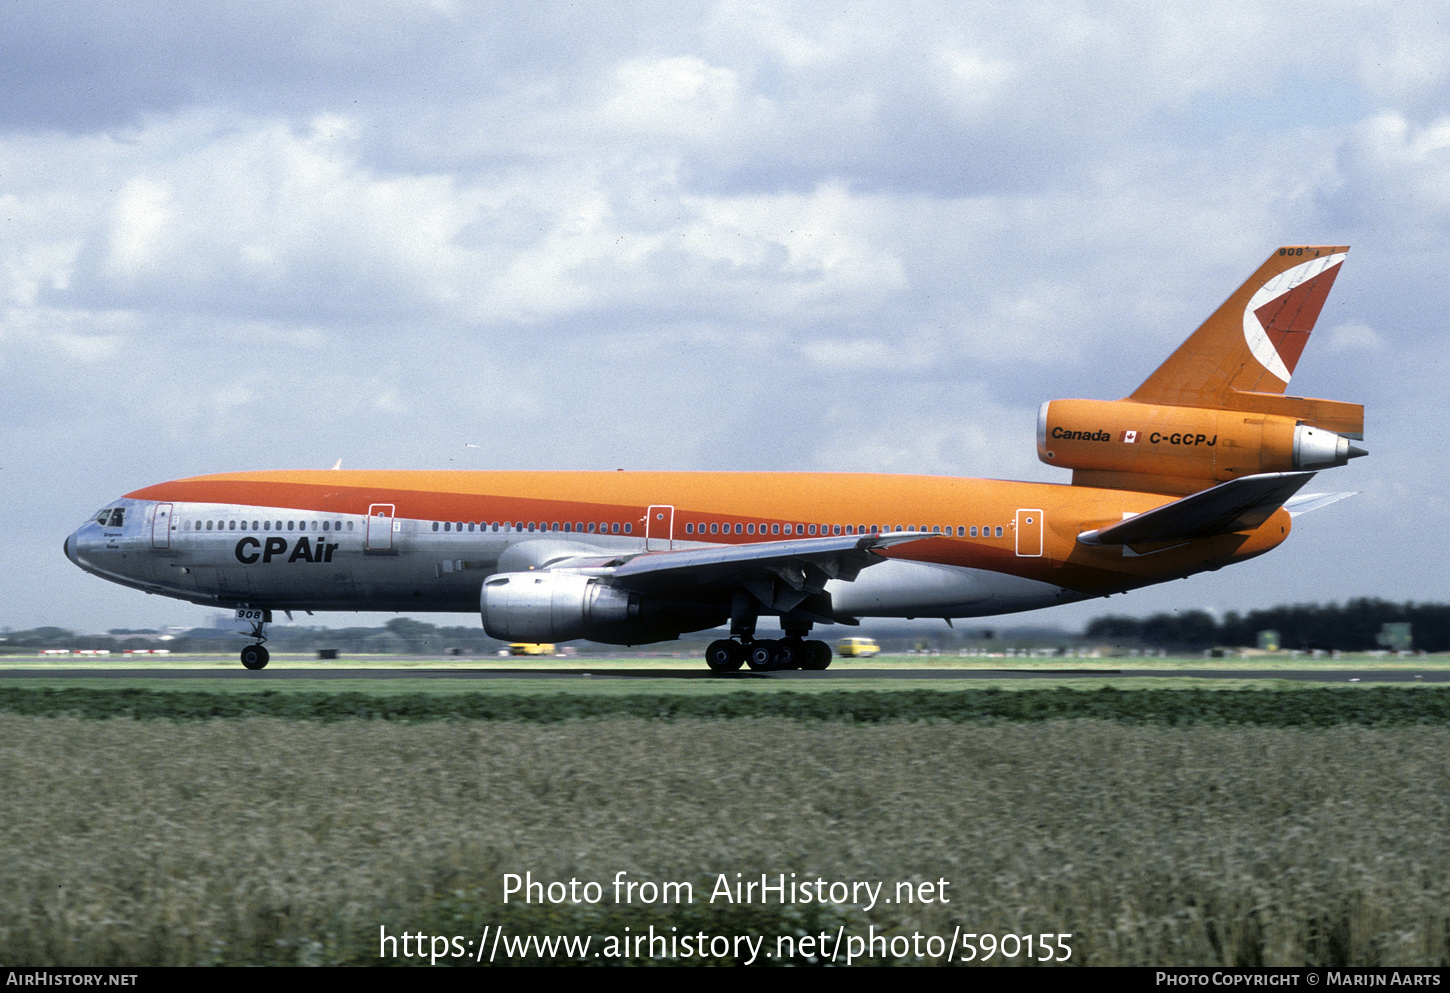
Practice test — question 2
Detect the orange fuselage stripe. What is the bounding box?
[125,469,1289,596]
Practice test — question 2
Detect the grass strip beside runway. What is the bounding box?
[2,683,1449,725]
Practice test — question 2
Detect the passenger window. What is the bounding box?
[624,523,632,534]
[808,525,817,536]
[610,522,619,534]
[324,521,331,531]
[746,524,755,535]
[734,523,742,534]
[995,526,1003,537]
[771,523,779,535]
[971,527,978,537]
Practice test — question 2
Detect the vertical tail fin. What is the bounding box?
[1131,246,1349,407]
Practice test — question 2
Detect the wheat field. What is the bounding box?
[1,714,1446,966]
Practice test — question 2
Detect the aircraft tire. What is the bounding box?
[240,645,270,670]
[802,640,832,670]
[705,639,743,672]
[745,640,779,671]
[775,639,801,670]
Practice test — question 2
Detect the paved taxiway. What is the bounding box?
[0,666,1444,682]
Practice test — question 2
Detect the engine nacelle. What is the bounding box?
[1038,399,1364,489]
[481,572,685,645]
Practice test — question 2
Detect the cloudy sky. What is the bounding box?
[5,1,1445,635]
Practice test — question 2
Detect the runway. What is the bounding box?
[1,666,1444,683]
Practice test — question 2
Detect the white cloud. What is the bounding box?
[105,177,177,285]
[602,56,745,138]
[1326,321,1385,352]
[48,330,124,364]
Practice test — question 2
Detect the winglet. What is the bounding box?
[1131,247,1349,407]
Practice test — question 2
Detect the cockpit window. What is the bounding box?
[94,508,125,527]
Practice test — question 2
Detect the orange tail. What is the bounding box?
[1038,246,1364,495]
[1131,246,1349,407]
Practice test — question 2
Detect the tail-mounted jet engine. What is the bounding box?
[1037,398,1366,494]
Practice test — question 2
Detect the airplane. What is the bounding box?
[65,246,1365,672]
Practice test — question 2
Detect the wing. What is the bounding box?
[542,531,932,617]
[1077,471,1317,546]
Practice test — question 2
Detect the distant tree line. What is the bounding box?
[1086,599,1450,652]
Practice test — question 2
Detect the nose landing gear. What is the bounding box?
[240,643,270,670]
[237,608,272,670]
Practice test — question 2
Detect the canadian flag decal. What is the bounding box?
[1120,430,1138,443]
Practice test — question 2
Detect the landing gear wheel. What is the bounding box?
[746,640,780,671]
[775,640,802,670]
[240,644,270,670]
[802,640,832,670]
[706,639,744,672]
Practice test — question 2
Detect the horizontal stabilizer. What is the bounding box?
[1078,471,1317,546]
[1284,490,1357,518]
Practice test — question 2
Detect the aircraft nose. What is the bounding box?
[64,531,80,566]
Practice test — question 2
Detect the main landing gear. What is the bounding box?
[238,608,272,670]
[705,637,832,673]
[705,597,832,673]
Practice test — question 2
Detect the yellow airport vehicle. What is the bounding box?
[837,637,880,658]
[509,642,556,656]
